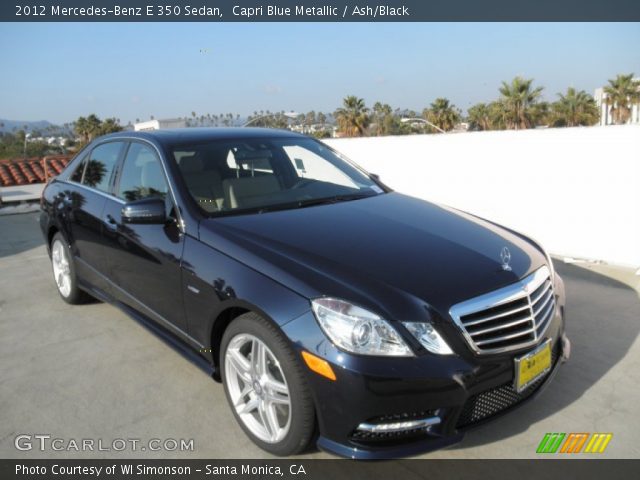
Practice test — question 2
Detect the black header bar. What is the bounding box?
[3,459,640,480]
[3,0,640,22]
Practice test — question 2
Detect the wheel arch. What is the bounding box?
[209,300,289,382]
[47,225,60,247]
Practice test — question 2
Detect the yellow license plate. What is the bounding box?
[515,340,551,392]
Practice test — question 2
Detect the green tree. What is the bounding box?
[549,88,599,127]
[603,73,640,125]
[467,102,492,131]
[335,96,370,137]
[497,77,544,129]
[423,98,461,132]
[372,102,396,136]
[305,111,316,127]
[73,115,122,145]
[98,117,123,136]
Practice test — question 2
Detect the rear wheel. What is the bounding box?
[50,233,90,304]
[221,312,315,456]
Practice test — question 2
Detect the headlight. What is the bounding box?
[311,298,412,356]
[543,248,555,282]
[402,322,454,355]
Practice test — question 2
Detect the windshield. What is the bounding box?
[172,137,384,216]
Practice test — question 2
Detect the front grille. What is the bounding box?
[456,342,559,428]
[450,266,555,354]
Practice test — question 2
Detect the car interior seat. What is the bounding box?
[222,176,282,209]
[178,154,225,212]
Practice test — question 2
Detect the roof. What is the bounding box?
[104,127,303,146]
[0,155,71,187]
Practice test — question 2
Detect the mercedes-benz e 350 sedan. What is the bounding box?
[40,128,570,459]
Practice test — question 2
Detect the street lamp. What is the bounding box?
[23,133,31,158]
[243,111,299,127]
[400,117,446,134]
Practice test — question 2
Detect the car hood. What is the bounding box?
[199,193,546,321]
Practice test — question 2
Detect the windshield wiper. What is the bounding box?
[212,192,378,217]
[294,193,376,209]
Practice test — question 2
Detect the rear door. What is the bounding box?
[101,141,188,332]
[63,141,126,289]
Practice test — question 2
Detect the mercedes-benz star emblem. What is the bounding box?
[500,247,512,271]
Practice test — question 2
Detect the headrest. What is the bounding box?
[179,155,204,174]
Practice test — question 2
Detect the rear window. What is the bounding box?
[69,152,88,183]
[83,142,125,192]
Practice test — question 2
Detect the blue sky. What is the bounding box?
[1,22,639,124]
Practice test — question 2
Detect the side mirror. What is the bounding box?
[121,197,166,225]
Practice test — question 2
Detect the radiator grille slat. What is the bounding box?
[462,303,531,327]
[468,316,532,336]
[450,266,556,354]
[474,328,536,346]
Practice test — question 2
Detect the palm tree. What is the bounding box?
[498,77,544,129]
[372,102,396,136]
[98,118,123,135]
[423,98,461,132]
[305,111,316,127]
[487,101,510,130]
[603,73,640,125]
[550,88,599,127]
[74,116,90,144]
[467,103,492,131]
[334,96,370,137]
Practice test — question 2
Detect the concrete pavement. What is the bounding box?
[1,212,639,459]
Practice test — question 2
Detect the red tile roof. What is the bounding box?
[0,155,72,187]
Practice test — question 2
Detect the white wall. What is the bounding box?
[325,125,640,269]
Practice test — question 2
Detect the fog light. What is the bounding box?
[357,416,440,433]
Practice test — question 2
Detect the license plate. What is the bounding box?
[515,340,551,392]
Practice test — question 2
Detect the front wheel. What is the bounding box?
[221,312,316,456]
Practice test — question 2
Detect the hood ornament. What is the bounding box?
[500,247,512,271]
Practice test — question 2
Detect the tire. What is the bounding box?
[221,312,316,456]
[50,232,91,305]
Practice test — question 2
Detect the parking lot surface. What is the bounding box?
[1,212,639,459]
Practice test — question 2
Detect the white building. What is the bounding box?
[594,79,640,126]
[134,118,186,131]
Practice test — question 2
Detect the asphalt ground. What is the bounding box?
[1,212,639,459]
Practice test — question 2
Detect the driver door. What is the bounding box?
[101,141,188,332]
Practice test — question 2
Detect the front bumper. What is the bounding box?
[281,277,568,459]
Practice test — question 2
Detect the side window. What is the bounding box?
[69,152,88,183]
[116,143,168,202]
[83,142,125,192]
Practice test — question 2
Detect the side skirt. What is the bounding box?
[76,261,217,379]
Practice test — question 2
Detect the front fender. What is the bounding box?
[180,235,311,356]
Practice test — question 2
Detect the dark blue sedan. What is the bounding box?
[40,128,570,459]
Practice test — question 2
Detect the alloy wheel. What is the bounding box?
[224,333,292,443]
[51,239,72,298]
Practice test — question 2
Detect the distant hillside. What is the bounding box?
[0,119,68,135]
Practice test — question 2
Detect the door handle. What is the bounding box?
[104,214,118,230]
